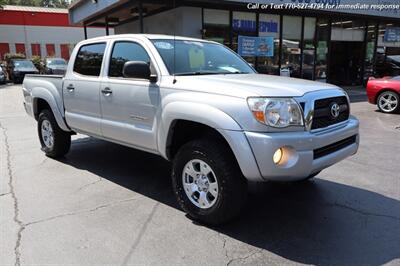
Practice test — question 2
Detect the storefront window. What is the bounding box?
[364,22,377,81]
[315,18,329,83]
[376,22,400,77]
[232,11,257,65]
[282,16,302,78]
[330,19,365,85]
[203,9,230,46]
[257,14,280,75]
[302,17,316,80]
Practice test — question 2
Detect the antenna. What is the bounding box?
[173,0,177,84]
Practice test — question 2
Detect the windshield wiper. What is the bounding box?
[174,71,227,76]
[229,71,250,74]
[174,71,251,76]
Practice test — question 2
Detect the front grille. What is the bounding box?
[311,96,349,130]
[313,135,357,160]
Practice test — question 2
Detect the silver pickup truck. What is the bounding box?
[22,34,359,224]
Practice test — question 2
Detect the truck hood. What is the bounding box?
[48,65,67,70]
[174,74,340,98]
[15,67,38,73]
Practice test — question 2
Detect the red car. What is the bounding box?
[367,76,400,114]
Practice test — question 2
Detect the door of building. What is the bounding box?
[329,42,364,86]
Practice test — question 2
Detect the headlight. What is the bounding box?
[247,97,304,128]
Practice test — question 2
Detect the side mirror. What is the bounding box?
[123,61,153,81]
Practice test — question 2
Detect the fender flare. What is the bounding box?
[158,101,242,158]
[158,101,263,181]
[32,87,70,132]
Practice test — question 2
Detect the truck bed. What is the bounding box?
[22,74,65,119]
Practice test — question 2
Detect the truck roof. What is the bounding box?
[78,34,217,45]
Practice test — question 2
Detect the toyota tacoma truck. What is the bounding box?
[22,34,359,224]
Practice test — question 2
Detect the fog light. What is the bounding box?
[273,148,283,164]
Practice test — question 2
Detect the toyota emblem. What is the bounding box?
[330,103,340,119]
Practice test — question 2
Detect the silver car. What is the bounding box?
[22,34,359,224]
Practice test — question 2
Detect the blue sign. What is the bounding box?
[233,19,278,33]
[238,36,274,57]
[259,20,278,33]
[233,19,257,32]
[384,27,400,42]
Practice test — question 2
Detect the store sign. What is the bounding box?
[233,19,278,33]
[233,19,257,32]
[384,27,400,42]
[259,20,279,33]
[238,36,274,57]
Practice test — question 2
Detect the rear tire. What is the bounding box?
[38,109,71,158]
[172,139,247,225]
[377,91,400,114]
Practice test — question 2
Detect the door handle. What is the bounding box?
[101,87,113,96]
[66,84,75,92]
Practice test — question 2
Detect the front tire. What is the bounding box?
[38,109,71,158]
[377,91,400,114]
[172,139,247,225]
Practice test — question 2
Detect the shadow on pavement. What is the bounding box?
[60,137,400,265]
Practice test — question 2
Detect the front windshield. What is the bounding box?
[47,59,66,65]
[151,39,255,76]
[14,60,35,68]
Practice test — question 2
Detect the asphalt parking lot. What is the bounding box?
[1,83,399,265]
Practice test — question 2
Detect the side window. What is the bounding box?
[109,41,151,77]
[73,43,106,76]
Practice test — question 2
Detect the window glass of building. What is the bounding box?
[257,14,280,75]
[330,19,365,85]
[315,19,329,83]
[302,17,316,80]
[232,11,257,65]
[203,9,230,46]
[109,42,150,77]
[375,22,400,77]
[73,43,106,76]
[364,22,377,82]
[282,16,302,78]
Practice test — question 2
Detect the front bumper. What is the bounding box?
[245,117,359,181]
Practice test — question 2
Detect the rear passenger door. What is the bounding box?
[63,42,106,136]
[100,40,160,151]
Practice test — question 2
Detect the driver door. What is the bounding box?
[100,40,160,151]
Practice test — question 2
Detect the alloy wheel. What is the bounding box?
[378,92,398,113]
[182,159,219,209]
[41,119,54,148]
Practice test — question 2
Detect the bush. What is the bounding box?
[31,55,44,72]
[4,53,25,63]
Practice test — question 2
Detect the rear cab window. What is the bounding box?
[73,43,106,76]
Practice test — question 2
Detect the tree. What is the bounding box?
[40,0,69,8]
[17,0,38,6]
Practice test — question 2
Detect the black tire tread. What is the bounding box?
[38,109,71,158]
[172,139,247,225]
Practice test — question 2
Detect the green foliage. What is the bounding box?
[31,55,44,71]
[4,53,26,63]
[0,0,9,7]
